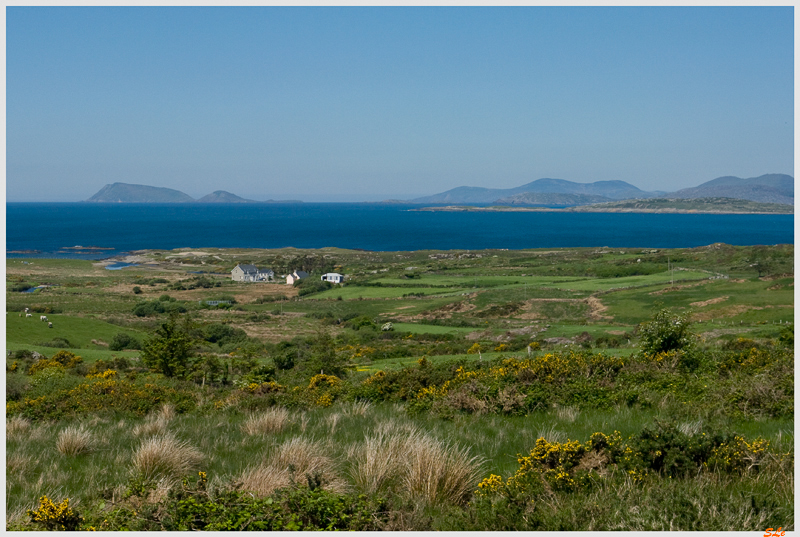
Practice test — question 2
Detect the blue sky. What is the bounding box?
[6,6,794,202]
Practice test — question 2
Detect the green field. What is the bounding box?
[6,244,794,531]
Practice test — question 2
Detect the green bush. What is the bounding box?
[86,472,386,531]
[638,309,695,355]
[140,317,198,378]
[109,332,142,351]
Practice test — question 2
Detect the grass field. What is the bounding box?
[6,243,794,531]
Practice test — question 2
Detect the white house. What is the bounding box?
[286,270,309,285]
[231,264,274,282]
[321,272,343,284]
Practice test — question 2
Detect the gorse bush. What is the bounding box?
[7,374,196,420]
[27,496,82,531]
[474,423,777,506]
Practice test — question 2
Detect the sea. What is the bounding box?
[5,203,794,259]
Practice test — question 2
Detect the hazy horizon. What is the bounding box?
[7,7,793,203]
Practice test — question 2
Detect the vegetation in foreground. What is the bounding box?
[6,244,794,530]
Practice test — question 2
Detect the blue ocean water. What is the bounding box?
[5,203,794,259]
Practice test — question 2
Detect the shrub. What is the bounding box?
[34,337,74,349]
[6,373,29,401]
[638,309,695,355]
[132,433,203,482]
[56,424,96,456]
[27,496,82,531]
[51,350,83,368]
[140,317,197,378]
[132,286,142,294]
[109,332,142,351]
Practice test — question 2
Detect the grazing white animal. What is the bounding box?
[40,315,48,322]
[26,313,32,318]
[48,322,53,328]
[24,308,29,313]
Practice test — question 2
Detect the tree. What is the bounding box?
[638,309,695,355]
[141,316,197,378]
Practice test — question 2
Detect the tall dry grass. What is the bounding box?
[132,404,176,437]
[554,405,580,423]
[7,416,32,441]
[345,400,372,417]
[56,425,96,456]
[347,431,407,494]
[238,437,345,496]
[347,420,485,506]
[132,433,203,482]
[402,431,485,506]
[241,407,291,436]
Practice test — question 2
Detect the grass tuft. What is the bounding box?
[132,433,203,482]
[133,403,176,437]
[56,424,96,456]
[403,431,485,506]
[554,405,580,423]
[348,430,407,495]
[239,436,345,496]
[241,407,291,436]
[7,416,32,440]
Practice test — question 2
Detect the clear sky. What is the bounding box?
[6,6,794,202]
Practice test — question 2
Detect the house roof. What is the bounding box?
[293,270,309,278]
[234,264,273,274]
[323,272,343,277]
[235,264,258,274]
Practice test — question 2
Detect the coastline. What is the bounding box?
[410,205,794,215]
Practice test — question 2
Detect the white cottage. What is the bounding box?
[231,264,274,282]
[286,270,309,285]
[321,272,343,284]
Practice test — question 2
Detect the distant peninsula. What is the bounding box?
[86,183,301,203]
[410,174,793,207]
[413,197,793,214]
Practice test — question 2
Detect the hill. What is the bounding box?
[668,174,793,205]
[410,178,657,204]
[494,192,613,206]
[196,190,255,203]
[87,183,195,203]
[578,197,793,213]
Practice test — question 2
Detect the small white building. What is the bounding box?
[231,264,274,282]
[286,270,309,285]
[321,272,343,284]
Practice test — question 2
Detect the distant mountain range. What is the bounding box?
[410,174,793,207]
[85,174,794,207]
[669,174,793,205]
[85,183,300,203]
